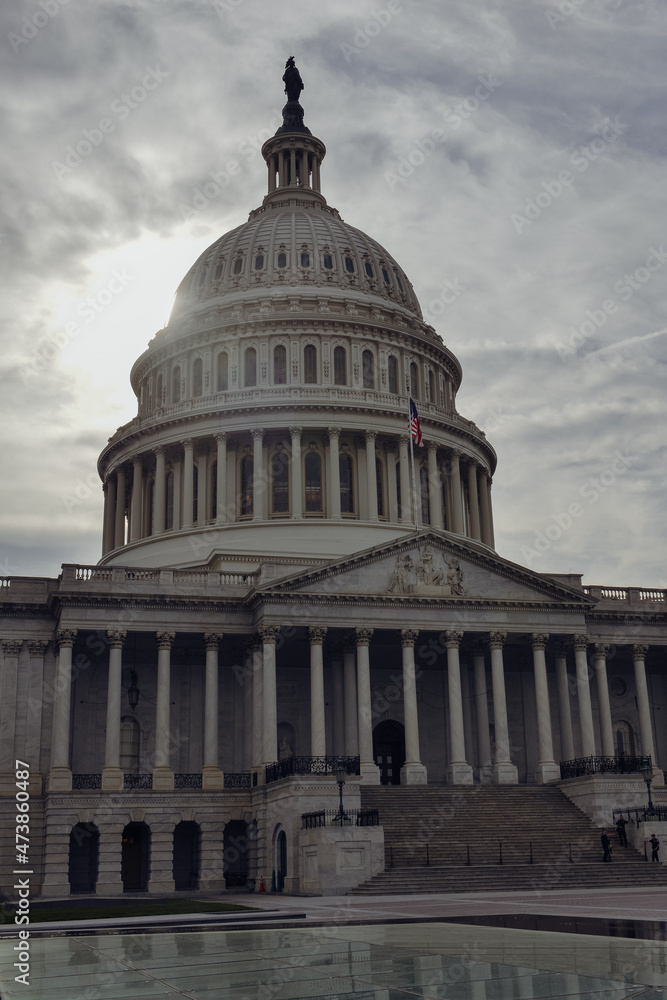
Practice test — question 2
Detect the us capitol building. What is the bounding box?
[1,62,665,897]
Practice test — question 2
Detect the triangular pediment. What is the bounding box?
[259,530,595,608]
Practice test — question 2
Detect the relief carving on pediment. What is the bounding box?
[387,545,466,597]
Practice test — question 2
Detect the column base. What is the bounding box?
[147,878,175,893]
[533,762,562,784]
[101,766,124,791]
[96,881,124,896]
[400,762,428,785]
[151,767,174,790]
[199,877,226,892]
[478,765,493,785]
[202,766,224,791]
[652,767,665,787]
[492,762,519,785]
[447,762,474,785]
[359,762,381,785]
[46,766,72,792]
[0,771,42,795]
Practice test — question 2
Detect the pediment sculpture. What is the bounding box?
[387,545,466,597]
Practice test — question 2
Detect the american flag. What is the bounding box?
[409,397,423,446]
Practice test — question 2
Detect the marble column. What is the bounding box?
[573,635,596,757]
[365,431,378,521]
[25,640,48,787]
[479,470,493,546]
[343,640,359,757]
[48,628,77,791]
[327,427,341,519]
[129,457,143,541]
[250,637,264,770]
[467,461,481,540]
[427,443,443,530]
[473,642,493,783]
[386,442,399,523]
[242,642,253,771]
[531,633,560,782]
[485,475,496,547]
[182,439,195,530]
[153,631,175,789]
[152,446,166,534]
[554,643,575,762]
[450,450,464,534]
[633,644,661,779]
[330,648,345,757]
[0,640,22,780]
[251,428,264,520]
[398,435,411,523]
[290,426,303,519]
[356,628,380,783]
[197,446,208,525]
[445,631,473,783]
[489,632,518,783]
[114,466,126,548]
[102,477,116,554]
[101,630,127,791]
[593,643,614,758]
[308,627,327,757]
[202,633,224,790]
[215,433,228,524]
[400,629,427,784]
[260,625,281,766]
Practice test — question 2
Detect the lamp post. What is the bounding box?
[335,757,348,824]
[640,761,654,815]
[127,670,140,710]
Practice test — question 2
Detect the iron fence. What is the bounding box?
[301,808,380,829]
[266,755,360,784]
[72,774,101,789]
[560,755,651,779]
[224,772,252,789]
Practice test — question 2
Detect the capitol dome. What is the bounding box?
[97,75,497,570]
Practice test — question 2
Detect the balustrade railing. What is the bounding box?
[613,805,667,824]
[301,808,379,829]
[124,773,152,789]
[266,755,360,784]
[560,755,651,779]
[72,774,102,789]
[175,773,202,789]
[223,772,252,789]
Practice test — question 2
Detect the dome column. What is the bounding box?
[328,428,341,519]
[113,466,126,548]
[102,477,116,554]
[252,429,265,520]
[196,445,208,525]
[182,439,194,530]
[449,450,464,534]
[215,434,228,524]
[153,447,166,533]
[467,460,481,540]
[290,427,303,518]
[479,470,493,546]
[427,442,443,530]
[129,457,143,541]
[365,431,378,521]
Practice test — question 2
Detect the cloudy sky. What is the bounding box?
[1,0,665,587]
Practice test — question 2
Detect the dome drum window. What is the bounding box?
[277,251,288,268]
[344,256,355,274]
[233,257,244,275]
[323,253,334,270]
[364,261,374,279]
[300,251,310,268]
[254,254,265,271]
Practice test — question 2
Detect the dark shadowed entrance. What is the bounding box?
[121,822,150,892]
[68,823,99,893]
[373,720,405,785]
[173,821,201,890]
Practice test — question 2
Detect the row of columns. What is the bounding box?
[37,628,660,792]
[101,430,495,554]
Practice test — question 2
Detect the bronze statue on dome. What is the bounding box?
[283,56,304,102]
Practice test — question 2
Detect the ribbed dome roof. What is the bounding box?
[170,200,423,322]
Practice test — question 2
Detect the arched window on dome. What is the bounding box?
[344,255,355,274]
[364,261,374,279]
[376,458,385,519]
[244,347,257,387]
[420,465,430,524]
[323,253,334,270]
[241,454,253,516]
[300,251,310,268]
[304,452,322,514]
[172,366,181,404]
[382,266,391,285]
[213,261,223,281]
[428,369,436,404]
[339,453,354,514]
[333,346,346,386]
[273,345,287,385]
[362,350,374,389]
[304,344,317,384]
[409,361,419,400]
[233,256,244,275]
[388,355,399,395]
[165,471,174,530]
[193,358,203,398]
[396,274,404,294]
[156,373,163,407]
[271,445,289,515]
[254,254,264,271]
[277,251,287,269]
[216,352,228,392]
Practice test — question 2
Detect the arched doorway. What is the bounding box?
[68,823,99,893]
[373,720,406,785]
[276,830,287,892]
[173,822,201,891]
[613,720,636,758]
[121,822,150,892]
[223,820,250,889]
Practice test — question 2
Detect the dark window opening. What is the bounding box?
[245,347,257,387]
[300,251,310,268]
[323,253,333,269]
[274,344,287,384]
[340,454,354,514]
[362,349,374,389]
[333,346,346,386]
[388,355,399,395]
[254,254,264,271]
[365,261,374,278]
[233,257,243,275]
[345,256,355,273]
[241,455,253,516]
[304,344,317,384]
[305,452,322,513]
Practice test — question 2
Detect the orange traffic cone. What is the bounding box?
[259,877,265,892]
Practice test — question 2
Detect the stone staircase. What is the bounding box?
[351,785,667,895]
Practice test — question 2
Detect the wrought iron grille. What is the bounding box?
[613,805,667,824]
[301,808,380,829]
[72,774,101,789]
[175,773,203,789]
[124,773,152,789]
[224,772,252,789]
[266,755,360,784]
[560,755,651,779]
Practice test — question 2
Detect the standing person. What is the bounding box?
[601,830,612,863]
[616,816,628,847]
[649,834,660,863]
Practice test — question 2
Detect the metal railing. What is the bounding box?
[301,808,380,829]
[266,755,360,784]
[72,774,102,789]
[224,772,252,789]
[560,755,651,779]
[175,773,202,789]
[613,805,667,824]
[124,774,152,789]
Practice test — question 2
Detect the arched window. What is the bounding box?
[304,344,317,384]
[428,369,436,403]
[172,365,181,404]
[274,344,287,384]
[613,720,635,757]
[420,465,430,524]
[304,452,322,513]
[192,464,199,523]
[165,471,174,530]
[323,253,333,270]
[244,347,257,387]
[300,251,310,268]
[362,350,374,389]
[340,453,354,514]
[241,454,253,516]
[216,352,228,392]
[272,447,289,514]
[388,355,399,395]
[382,266,391,285]
[376,458,384,518]
[254,254,264,271]
[410,361,419,400]
[365,261,374,278]
[156,373,163,406]
[146,384,153,414]
[214,261,223,280]
[120,717,140,773]
[233,256,243,275]
[333,346,346,386]
[193,358,203,398]
[345,256,355,273]
[277,251,287,268]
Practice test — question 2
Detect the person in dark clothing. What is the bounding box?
[649,835,660,863]
[601,831,612,862]
[616,816,628,847]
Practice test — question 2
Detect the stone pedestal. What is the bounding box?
[298,824,384,895]
[492,762,519,784]
[400,761,428,785]
[151,767,174,790]
[202,765,224,791]
[46,766,72,792]
[101,766,124,792]
[447,762,474,785]
[359,762,381,784]
[533,762,562,784]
